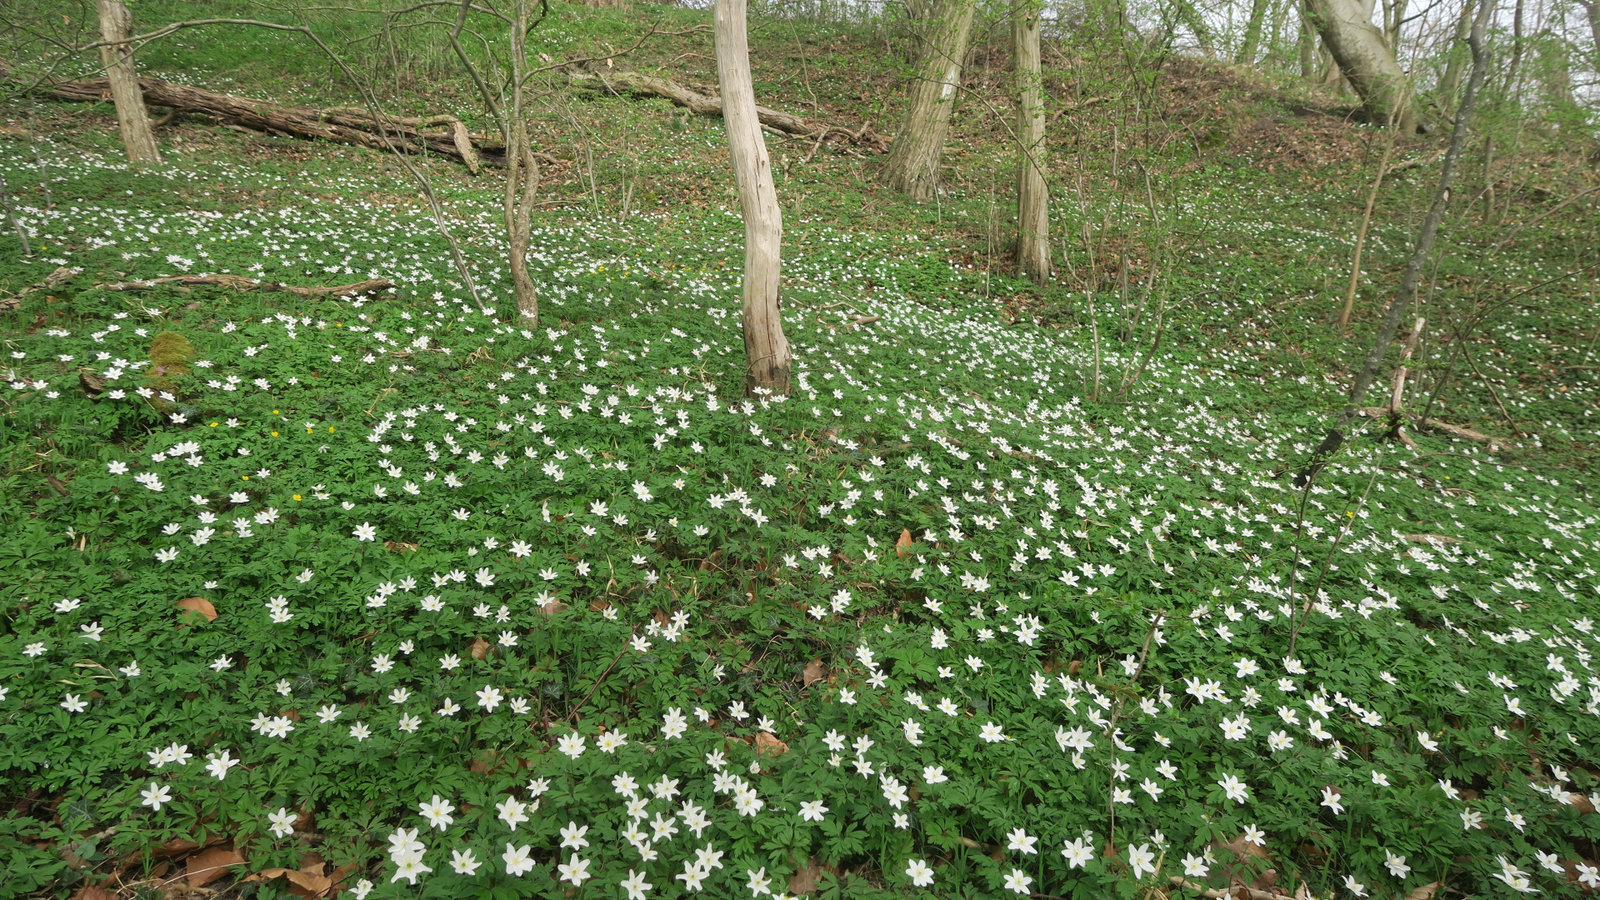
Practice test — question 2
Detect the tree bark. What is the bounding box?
[1012,0,1050,284]
[504,0,540,322]
[1343,0,1492,418]
[1437,0,1473,104]
[1303,0,1419,131]
[9,62,502,169]
[1238,0,1273,63]
[882,0,976,202]
[1298,9,1319,77]
[95,0,162,166]
[715,0,791,397]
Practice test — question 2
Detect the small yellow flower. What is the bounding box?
[241,475,250,481]
[292,494,303,501]
[271,431,279,436]
[272,409,280,415]
[209,422,218,427]
[327,426,335,433]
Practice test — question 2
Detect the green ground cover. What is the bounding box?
[3,6,1599,898]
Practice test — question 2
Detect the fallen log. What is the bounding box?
[100,274,395,297]
[564,67,886,150]
[1,266,80,312]
[4,61,501,172]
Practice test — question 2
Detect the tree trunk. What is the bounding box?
[715,0,791,397]
[1437,0,1473,104]
[95,0,161,166]
[505,0,540,322]
[1238,0,1273,63]
[882,0,976,202]
[1343,0,1491,417]
[1303,0,1418,131]
[1580,0,1600,51]
[1012,0,1050,284]
[1298,9,1319,77]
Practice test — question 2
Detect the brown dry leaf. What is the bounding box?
[754,732,788,759]
[383,540,420,553]
[69,887,116,900]
[252,858,333,898]
[801,658,826,687]
[1404,882,1441,900]
[185,845,246,887]
[1567,792,1596,814]
[469,638,490,660]
[788,857,826,894]
[895,528,913,557]
[540,597,567,615]
[176,597,218,622]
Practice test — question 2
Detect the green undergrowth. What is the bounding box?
[2,5,1600,898]
[2,130,1599,900]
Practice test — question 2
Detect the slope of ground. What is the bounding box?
[2,5,1599,899]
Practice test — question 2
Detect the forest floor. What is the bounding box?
[2,3,1599,899]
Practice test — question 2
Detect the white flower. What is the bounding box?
[799,800,827,822]
[1320,786,1344,815]
[620,869,653,900]
[496,796,529,831]
[449,849,480,875]
[1062,836,1094,868]
[560,822,590,850]
[418,795,454,830]
[140,782,172,811]
[979,721,1008,742]
[906,858,935,887]
[1005,828,1038,855]
[352,522,377,541]
[268,808,296,839]
[1384,850,1410,879]
[1003,868,1033,894]
[503,842,535,877]
[557,853,591,886]
[1127,843,1157,880]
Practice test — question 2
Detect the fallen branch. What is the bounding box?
[1356,407,1510,450]
[1,266,79,312]
[564,66,886,150]
[100,274,395,297]
[3,61,502,171]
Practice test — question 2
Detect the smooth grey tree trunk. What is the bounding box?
[96,0,161,166]
[715,0,791,396]
[882,0,976,202]
[1304,0,1419,131]
[1013,0,1050,284]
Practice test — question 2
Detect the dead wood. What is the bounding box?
[100,274,395,297]
[4,61,502,171]
[1356,407,1510,450]
[1,266,80,311]
[564,67,886,150]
